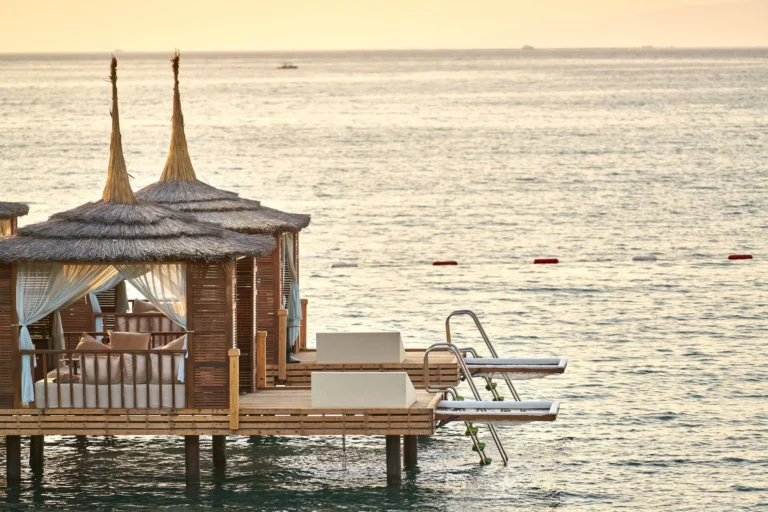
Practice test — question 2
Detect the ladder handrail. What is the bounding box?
[424,343,508,464]
[445,310,521,401]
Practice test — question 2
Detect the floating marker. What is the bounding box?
[534,258,559,264]
[633,254,657,262]
[331,263,358,268]
[433,261,458,266]
[728,254,753,260]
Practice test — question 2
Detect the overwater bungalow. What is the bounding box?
[0,56,566,488]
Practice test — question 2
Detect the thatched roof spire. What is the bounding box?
[135,50,310,235]
[160,50,197,182]
[102,56,136,204]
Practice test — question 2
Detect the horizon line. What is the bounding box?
[1,45,767,56]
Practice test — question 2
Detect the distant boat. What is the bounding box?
[522,45,534,51]
[278,62,298,69]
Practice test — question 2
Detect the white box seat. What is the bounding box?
[316,332,405,364]
[311,372,416,408]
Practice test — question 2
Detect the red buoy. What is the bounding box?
[728,254,753,260]
[534,258,559,264]
[432,260,458,266]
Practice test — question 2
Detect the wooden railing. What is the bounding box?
[63,331,182,350]
[94,312,185,337]
[21,347,187,410]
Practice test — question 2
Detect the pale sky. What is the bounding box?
[1,0,765,52]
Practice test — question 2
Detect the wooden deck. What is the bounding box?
[0,389,441,437]
[264,349,459,388]
[238,388,439,436]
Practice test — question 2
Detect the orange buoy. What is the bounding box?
[433,261,458,266]
[534,258,559,264]
[728,254,753,260]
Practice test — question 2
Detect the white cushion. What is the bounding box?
[81,355,122,385]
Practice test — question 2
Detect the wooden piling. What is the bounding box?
[403,435,417,469]
[30,435,44,474]
[6,436,21,485]
[185,435,200,484]
[278,309,287,381]
[256,331,267,388]
[299,298,308,352]
[385,435,401,486]
[212,435,226,469]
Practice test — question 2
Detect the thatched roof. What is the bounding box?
[0,202,29,220]
[135,51,310,235]
[0,57,275,264]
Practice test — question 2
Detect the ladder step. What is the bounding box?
[464,426,479,436]
[471,442,486,452]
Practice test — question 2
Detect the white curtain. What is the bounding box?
[49,272,125,349]
[89,273,126,337]
[16,263,117,404]
[117,263,187,382]
[284,233,302,349]
[0,220,12,237]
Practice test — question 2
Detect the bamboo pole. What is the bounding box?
[256,331,267,388]
[278,309,287,382]
[299,298,308,351]
[228,348,240,430]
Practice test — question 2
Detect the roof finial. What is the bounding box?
[160,50,197,182]
[102,56,136,203]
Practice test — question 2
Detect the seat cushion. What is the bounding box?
[132,300,158,314]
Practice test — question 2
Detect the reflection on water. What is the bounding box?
[0,48,766,510]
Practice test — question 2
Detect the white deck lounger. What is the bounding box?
[435,400,560,423]
[463,357,568,380]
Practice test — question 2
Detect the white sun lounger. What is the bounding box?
[463,357,568,380]
[435,400,560,423]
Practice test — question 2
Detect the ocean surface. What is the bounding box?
[0,48,766,511]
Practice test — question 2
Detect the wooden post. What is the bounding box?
[228,348,240,430]
[385,435,401,486]
[30,435,44,474]
[256,331,267,388]
[185,435,200,484]
[212,435,227,469]
[403,435,417,469]
[6,436,21,485]
[277,309,287,381]
[299,298,308,351]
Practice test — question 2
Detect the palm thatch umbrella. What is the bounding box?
[134,51,311,235]
[0,202,29,237]
[0,56,275,264]
[0,203,29,220]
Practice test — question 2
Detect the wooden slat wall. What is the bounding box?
[236,258,256,392]
[188,262,234,409]
[0,264,13,408]
[256,235,282,364]
[59,297,94,347]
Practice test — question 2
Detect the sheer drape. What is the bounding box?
[284,233,302,349]
[17,264,117,404]
[117,264,187,382]
[89,273,126,337]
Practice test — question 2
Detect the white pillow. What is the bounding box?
[82,355,122,385]
[149,353,183,384]
[122,354,149,385]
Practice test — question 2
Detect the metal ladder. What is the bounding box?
[446,310,521,402]
[424,343,509,465]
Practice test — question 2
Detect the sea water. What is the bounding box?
[0,48,766,510]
